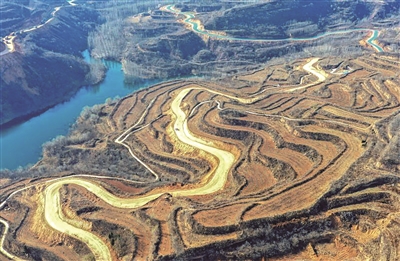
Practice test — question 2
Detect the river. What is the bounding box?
[366,29,383,52]
[165,5,383,47]
[0,51,159,170]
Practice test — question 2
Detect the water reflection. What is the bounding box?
[0,51,161,170]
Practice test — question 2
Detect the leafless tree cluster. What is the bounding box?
[88,17,126,60]
[85,62,106,85]
[285,20,319,37]
[87,0,182,60]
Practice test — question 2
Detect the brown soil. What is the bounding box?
[2,53,400,260]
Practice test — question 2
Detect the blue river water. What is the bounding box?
[0,51,159,170]
[167,5,383,48]
[366,30,383,52]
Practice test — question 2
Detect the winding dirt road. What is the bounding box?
[0,218,24,261]
[0,3,389,259]
[170,88,236,196]
[0,0,74,57]
[45,180,113,261]
[0,57,329,260]
[114,98,160,181]
[41,86,236,260]
[285,58,328,92]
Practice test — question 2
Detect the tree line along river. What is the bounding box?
[0,52,160,170]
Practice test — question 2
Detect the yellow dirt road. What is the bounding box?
[45,181,113,261]
[42,86,236,261]
[41,59,330,258]
[1,57,327,260]
[285,58,328,92]
[170,88,236,196]
[0,218,25,261]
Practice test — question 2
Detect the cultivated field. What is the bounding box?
[0,53,399,260]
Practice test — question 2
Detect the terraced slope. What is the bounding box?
[0,53,399,260]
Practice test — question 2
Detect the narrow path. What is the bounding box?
[41,86,236,260]
[0,218,25,261]
[0,56,327,260]
[114,98,160,181]
[36,61,359,258]
[0,0,74,57]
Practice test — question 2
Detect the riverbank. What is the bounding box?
[0,51,160,170]
[0,3,100,127]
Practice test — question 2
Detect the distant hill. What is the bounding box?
[203,0,400,39]
[0,4,99,126]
